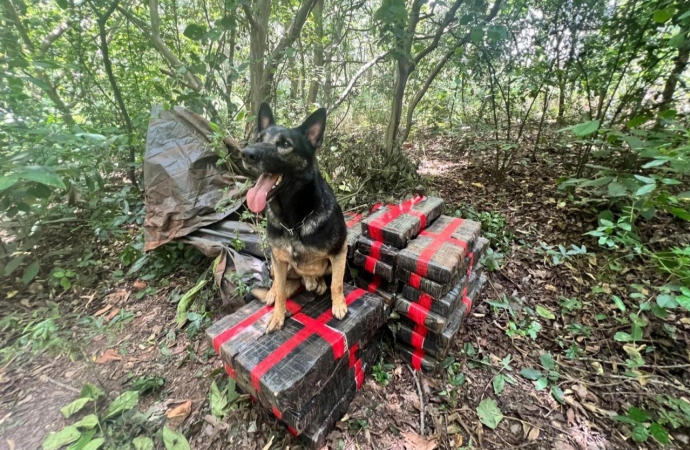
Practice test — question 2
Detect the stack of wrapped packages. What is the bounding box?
[351,196,489,372]
[205,285,388,449]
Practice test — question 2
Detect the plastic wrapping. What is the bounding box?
[396,215,481,284]
[361,196,444,248]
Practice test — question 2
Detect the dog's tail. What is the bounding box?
[249,279,303,302]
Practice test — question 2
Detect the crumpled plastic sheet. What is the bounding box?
[143,105,269,311]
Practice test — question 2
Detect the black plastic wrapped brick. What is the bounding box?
[353,250,395,282]
[206,285,387,413]
[344,212,363,259]
[354,271,399,308]
[396,215,481,284]
[396,265,458,300]
[361,196,444,248]
[356,235,399,266]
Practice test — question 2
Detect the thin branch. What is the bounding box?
[330,50,391,111]
[39,22,70,55]
[413,0,466,65]
[0,0,34,51]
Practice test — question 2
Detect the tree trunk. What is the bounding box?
[384,62,411,155]
[306,0,324,107]
[246,0,271,117]
[658,34,689,117]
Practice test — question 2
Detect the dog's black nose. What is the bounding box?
[242,146,260,163]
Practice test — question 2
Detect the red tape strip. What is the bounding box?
[212,300,302,354]
[409,272,422,289]
[250,289,366,391]
[415,218,467,278]
[418,292,433,310]
[292,312,347,359]
[345,213,362,228]
[462,295,472,315]
[411,348,425,371]
[363,254,377,274]
[370,240,382,260]
[407,302,431,326]
[272,406,282,419]
[348,343,360,368]
[366,196,424,241]
[224,363,237,380]
[366,275,381,293]
[410,325,427,349]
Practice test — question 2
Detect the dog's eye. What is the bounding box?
[279,140,290,148]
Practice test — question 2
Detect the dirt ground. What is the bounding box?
[1,136,689,450]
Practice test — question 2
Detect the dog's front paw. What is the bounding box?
[263,288,277,305]
[331,294,348,320]
[265,309,285,333]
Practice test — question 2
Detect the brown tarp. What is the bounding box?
[143,105,269,311]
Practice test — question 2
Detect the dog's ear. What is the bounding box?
[299,108,327,149]
[257,102,275,132]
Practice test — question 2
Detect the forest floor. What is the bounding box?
[1,133,689,450]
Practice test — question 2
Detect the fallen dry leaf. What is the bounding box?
[95,349,122,364]
[402,431,437,450]
[133,280,147,290]
[106,307,121,322]
[7,439,15,450]
[166,400,192,429]
[261,435,274,450]
[527,426,540,441]
[93,304,112,317]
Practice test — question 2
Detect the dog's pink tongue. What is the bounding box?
[247,173,280,213]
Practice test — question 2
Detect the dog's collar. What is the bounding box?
[280,210,314,236]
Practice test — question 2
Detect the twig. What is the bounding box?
[406,364,425,436]
[453,410,484,450]
[39,375,80,393]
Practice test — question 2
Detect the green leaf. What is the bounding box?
[104,391,139,419]
[669,32,685,48]
[653,9,672,23]
[679,10,690,20]
[535,377,549,390]
[632,323,643,341]
[579,176,613,187]
[628,407,651,422]
[67,429,96,450]
[81,439,105,450]
[536,305,555,320]
[476,398,503,430]
[651,304,669,319]
[650,423,670,444]
[163,426,191,450]
[72,414,99,430]
[80,383,105,400]
[551,385,565,403]
[470,27,484,42]
[176,279,208,327]
[22,260,40,284]
[132,437,154,450]
[42,426,81,450]
[60,398,92,418]
[492,374,505,395]
[18,166,66,189]
[608,182,627,197]
[633,175,655,184]
[183,23,207,40]
[4,255,25,276]
[612,295,626,312]
[26,76,52,91]
[635,183,656,196]
[210,381,229,419]
[572,120,599,137]
[614,332,632,342]
[0,175,19,191]
[540,353,556,370]
[642,159,667,168]
[676,295,690,311]
[520,368,542,380]
[632,424,649,442]
[656,294,677,309]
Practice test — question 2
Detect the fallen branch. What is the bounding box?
[407,364,425,436]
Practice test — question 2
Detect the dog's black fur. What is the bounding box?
[242,102,349,332]
[242,102,346,255]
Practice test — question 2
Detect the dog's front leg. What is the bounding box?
[266,251,289,333]
[328,244,348,320]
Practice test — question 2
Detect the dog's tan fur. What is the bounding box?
[252,242,348,332]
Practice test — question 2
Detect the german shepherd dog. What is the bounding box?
[242,102,348,333]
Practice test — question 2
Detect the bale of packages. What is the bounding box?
[395,266,457,299]
[356,235,399,266]
[396,275,487,372]
[352,250,395,282]
[354,272,398,307]
[361,196,444,248]
[206,285,387,414]
[397,269,484,357]
[396,215,482,284]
